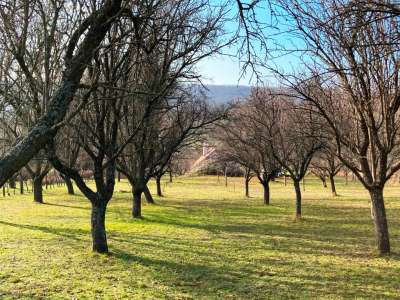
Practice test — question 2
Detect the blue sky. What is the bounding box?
[196,1,304,87]
[196,55,255,86]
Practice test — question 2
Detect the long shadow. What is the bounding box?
[110,248,260,295]
[43,202,90,211]
[109,246,399,299]
[0,220,88,241]
[138,205,400,260]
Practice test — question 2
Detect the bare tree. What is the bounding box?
[55,122,81,195]
[47,19,134,253]
[273,0,400,254]
[310,146,342,196]
[153,150,192,197]
[119,88,225,218]
[0,0,124,186]
[250,89,323,218]
[216,119,258,199]
[0,0,274,187]
[115,0,228,218]
[216,99,281,204]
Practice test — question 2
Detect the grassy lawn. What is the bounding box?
[0,175,400,299]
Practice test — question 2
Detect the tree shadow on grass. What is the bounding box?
[110,247,265,298]
[109,245,399,299]
[138,206,400,260]
[0,220,88,241]
[43,202,90,211]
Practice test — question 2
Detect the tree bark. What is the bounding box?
[8,177,16,189]
[169,170,173,183]
[132,189,142,218]
[64,176,75,195]
[91,203,108,253]
[263,181,270,205]
[156,176,163,197]
[320,176,327,188]
[143,185,155,204]
[329,174,337,196]
[0,0,123,187]
[19,176,24,194]
[294,179,302,219]
[369,188,390,255]
[245,177,250,198]
[33,176,44,203]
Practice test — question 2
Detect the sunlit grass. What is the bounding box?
[0,175,399,299]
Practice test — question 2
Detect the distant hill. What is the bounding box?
[203,85,252,104]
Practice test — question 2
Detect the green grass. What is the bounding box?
[0,175,400,299]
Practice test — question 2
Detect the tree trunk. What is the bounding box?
[143,185,155,204]
[245,177,250,198]
[263,181,270,205]
[156,176,163,197]
[19,176,24,195]
[370,202,375,220]
[64,176,74,195]
[33,176,44,203]
[91,203,108,253]
[329,174,337,196]
[8,177,16,189]
[320,176,327,188]
[169,171,173,183]
[294,179,302,219]
[132,189,142,218]
[369,188,390,255]
[117,171,121,182]
[0,0,123,188]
